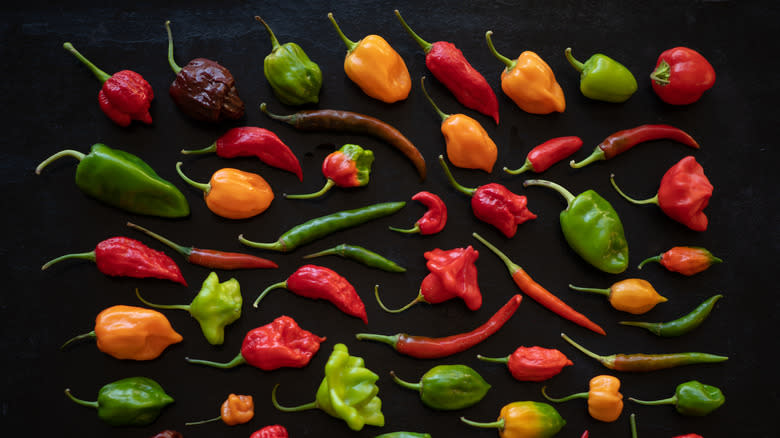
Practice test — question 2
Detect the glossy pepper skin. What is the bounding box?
[629,380,725,416]
[286,144,374,199]
[63,42,153,127]
[42,236,187,285]
[390,365,490,410]
[460,401,566,438]
[257,16,322,105]
[61,305,182,360]
[542,375,624,422]
[36,144,190,218]
[569,279,668,315]
[251,425,289,438]
[638,246,722,275]
[620,295,722,337]
[651,47,716,105]
[328,12,411,103]
[376,433,431,438]
[478,346,573,382]
[186,393,254,426]
[565,47,637,103]
[390,191,447,235]
[64,377,174,426]
[504,137,583,175]
[304,244,406,273]
[149,431,182,438]
[485,31,565,114]
[394,10,498,124]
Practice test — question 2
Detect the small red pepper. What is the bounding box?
[181,127,303,180]
[611,156,713,231]
[251,425,289,438]
[285,144,374,199]
[478,346,573,382]
[504,136,583,175]
[390,191,447,235]
[651,47,716,105]
[638,246,722,275]
[41,236,186,286]
[254,265,368,323]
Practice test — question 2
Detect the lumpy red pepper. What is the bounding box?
[390,191,447,235]
[251,425,289,438]
[478,346,573,382]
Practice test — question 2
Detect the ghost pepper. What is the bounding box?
[286,144,374,199]
[478,346,573,382]
[638,246,722,275]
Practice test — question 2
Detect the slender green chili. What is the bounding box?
[620,295,722,337]
[303,243,406,272]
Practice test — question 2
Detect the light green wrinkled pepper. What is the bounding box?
[271,343,385,431]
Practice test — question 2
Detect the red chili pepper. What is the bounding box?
[651,47,715,105]
[389,191,447,235]
[41,236,186,285]
[356,294,522,359]
[181,127,303,180]
[504,136,583,175]
[254,265,368,323]
[251,425,289,438]
[285,144,374,199]
[394,10,499,124]
[63,42,153,128]
[478,346,573,382]
[581,431,589,438]
[673,435,703,438]
[149,431,182,438]
[570,124,699,169]
[638,246,722,275]
[611,156,713,231]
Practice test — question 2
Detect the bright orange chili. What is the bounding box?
[542,375,623,422]
[176,162,274,219]
[569,278,668,315]
[221,394,254,425]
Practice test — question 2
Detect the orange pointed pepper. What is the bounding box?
[569,279,668,315]
[186,393,254,426]
[176,162,274,219]
[485,31,565,114]
[328,12,411,103]
[542,375,624,422]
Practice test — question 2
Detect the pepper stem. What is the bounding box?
[460,416,505,430]
[126,222,191,258]
[185,415,222,426]
[327,12,358,52]
[175,162,211,194]
[374,285,423,313]
[560,333,612,368]
[180,142,217,155]
[564,47,586,72]
[523,179,576,205]
[41,250,96,270]
[476,354,509,364]
[438,155,476,196]
[62,42,111,83]
[630,413,638,438]
[420,76,450,122]
[238,234,284,251]
[165,20,182,74]
[185,352,246,369]
[650,60,671,85]
[610,174,659,205]
[541,386,589,403]
[503,159,533,175]
[135,288,190,311]
[568,284,611,297]
[394,10,432,53]
[637,255,662,270]
[255,16,281,50]
[35,149,86,175]
[284,179,336,199]
[302,245,342,259]
[618,320,660,334]
[484,31,516,70]
[390,370,421,391]
[570,148,606,168]
[60,331,96,350]
[271,384,318,412]
[388,224,421,234]
[628,395,677,406]
[260,102,299,125]
[64,389,99,409]
[472,232,523,274]
[253,281,288,308]
[355,332,400,349]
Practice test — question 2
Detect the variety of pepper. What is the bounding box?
[64,377,174,426]
[650,47,716,105]
[285,144,374,199]
[389,191,447,235]
[638,246,722,275]
[620,294,722,337]
[504,136,583,175]
[149,431,182,438]
[303,243,406,272]
[477,346,573,382]
[460,401,566,438]
[251,425,290,438]
[542,375,624,422]
[176,162,274,219]
[568,279,668,315]
[390,365,490,410]
[185,393,254,426]
[564,47,637,103]
[376,433,431,438]
[629,381,725,416]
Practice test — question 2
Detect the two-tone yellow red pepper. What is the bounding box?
[542,375,624,422]
[461,401,566,437]
[569,278,668,314]
[176,162,274,219]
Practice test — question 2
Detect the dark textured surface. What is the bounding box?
[2,1,778,436]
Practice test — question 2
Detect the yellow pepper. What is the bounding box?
[542,375,623,422]
[328,12,411,103]
[569,278,668,314]
[485,31,565,114]
[176,162,274,219]
[461,401,566,437]
[186,393,254,426]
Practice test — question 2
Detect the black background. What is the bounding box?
[3,1,778,437]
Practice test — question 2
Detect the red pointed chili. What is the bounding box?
[638,246,722,275]
[504,136,583,175]
[389,191,447,235]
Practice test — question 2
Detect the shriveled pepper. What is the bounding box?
[185,315,325,370]
[256,16,322,105]
[620,295,722,337]
[651,47,716,105]
[61,305,183,360]
[42,236,187,286]
[390,365,490,410]
[254,265,367,323]
[611,156,713,231]
[389,191,447,235]
[542,375,624,422]
[564,47,637,103]
[251,425,289,438]
[485,31,565,114]
[63,42,153,127]
[64,377,174,426]
[135,271,241,345]
[328,12,410,103]
[477,346,573,382]
[629,381,725,416]
[176,162,274,219]
[504,137,583,175]
[568,279,668,315]
[460,401,566,438]
[272,343,384,431]
[638,246,722,275]
[286,144,374,199]
[304,244,406,273]
[181,126,303,181]
[186,393,254,426]
[523,179,628,274]
[36,144,190,218]
[440,156,536,237]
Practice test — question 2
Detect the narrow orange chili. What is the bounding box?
[638,246,722,275]
[569,279,668,315]
[186,393,254,426]
[542,375,624,422]
[176,162,274,219]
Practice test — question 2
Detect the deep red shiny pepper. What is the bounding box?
[251,425,289,438]
[504,136,583,175]
[390,191,447,235]
[241,316,326,370]
[479,346,573,382]
[638,246,722,275]
[651,47,716,105]
[672,435,703,438]
[181,127,302,180]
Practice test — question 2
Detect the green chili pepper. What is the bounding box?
[239,201,405,252]
[564,47,637,103]
[390,364,490,410]
[271,343,384,431]
[524,179,628,274]
[303,243,406,272]
[375,433,432,438]
[256,16,322,105]
[135,272,241,345]
[64,377,174,426]
[620,295,722,337]
[629,380,725,416]
[36,144,190,218]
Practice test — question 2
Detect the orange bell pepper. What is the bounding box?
[176,162,274,219]
[186,393,254,426]
[485,31,565,114]
[328,12,411,103]
[542,375,623,422]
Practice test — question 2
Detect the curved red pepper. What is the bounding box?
[651,47,715,105]
[505,136,583,175]
[389,191,447,235]
[241,316,326,370]
[251,425,289,438]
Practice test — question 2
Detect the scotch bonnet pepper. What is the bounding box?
[389,191,447,235]
[64,377,174,426]
[638,246,722,275]
[542,375,624,422]
[564,47,637,103]
[390,365,490,410]
[286,144,374,199]
[185,393,254,426]
[478,346,573,382]
[460,401,566,438]
[651,47,716,105]
[629,380,725,416]
[568,279,668,315]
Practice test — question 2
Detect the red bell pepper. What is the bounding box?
[651,47,715,105]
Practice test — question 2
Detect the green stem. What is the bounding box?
[185,352,246,369]
[255,16,280,50]
[355,332,400,349]
[135,288,190,311]
[165,20,182,74]
[62,42,111,83]
[284,179,336,199]
[460,416,504,429]
[271,384,318,412]
[253,281,288,308]
[180,143,217,155]
[41,250,96,270]
[327,12,358,52]
[64,389,99,409]
[629,395,677,406]
[420,76,450,122]
[438,155,476,196]
[630,413,638,438]
[260,102,299,125]
[560,333,611,367]
[650,60,671,85]
[61,331,96,350]
[388,224,421,234]
[476,354,509,364]
[523,179,575,206]
[126,222,191,258]
[390,371,421,391]
[503,160,532,175]
[185,415,222,426]
[238,234,284,251]
[569,148,606,168]
[610,174,659,205]
[35,149,85,175]
[302,246,340,259]
[394,9,432,53]
[564,47,585,72]
[568,284,611,297]
[637,255,662,270]
[375,285,422,313]
[471,232,522,274]
[484,31,515,70]
[541,386,589,403]
[618,321,660,334]
[176,162,211,194]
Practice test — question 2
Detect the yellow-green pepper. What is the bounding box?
[564,47,637,103]
[461,401,565,437]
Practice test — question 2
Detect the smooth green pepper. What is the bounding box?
[564,47,637,103]
[136,271,241,345]
[629,380,725,416]
[257,16,322,105]
[391,364,490,410]
[64,377,174,426]
[375,433,432,438]
[36,144,190,218]
[524,179,628,274]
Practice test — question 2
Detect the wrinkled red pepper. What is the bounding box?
[651,47,715,105]
[389,191,447,235]
[504,136,583,175]
[251,425,289,438]
[638,246,722,275]
[478,346,573,382]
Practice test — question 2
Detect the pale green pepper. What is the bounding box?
[564,47,637,103]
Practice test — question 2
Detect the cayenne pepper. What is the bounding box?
[638,246,722,275]
[477,346,573,382]
[504,136,583,175]
[389,191,447,235]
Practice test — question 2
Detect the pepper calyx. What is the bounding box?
[650,60,671,85]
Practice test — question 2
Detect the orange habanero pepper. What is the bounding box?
[328,12,411,103]
[543,375,624,422]
[485,31,565,114]
[186,393,254,426]
[176,162,274,219]
[569,278,668,315]
[61,305,183,360]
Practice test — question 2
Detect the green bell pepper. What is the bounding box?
[391,364,490,410]
[629,380,725,416]
[524,179,628,274]
[564,47,637,103]
[64,377,174,426]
